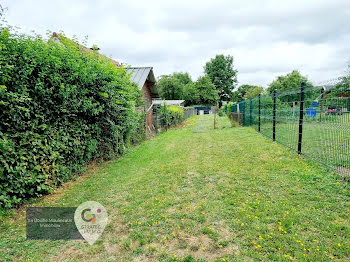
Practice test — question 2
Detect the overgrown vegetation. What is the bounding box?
[0,28,143,208]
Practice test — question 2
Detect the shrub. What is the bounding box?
[168,105,184,126]
[159,103,184,130]
[0,28,142,208]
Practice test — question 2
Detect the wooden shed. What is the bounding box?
[126,67,159,135]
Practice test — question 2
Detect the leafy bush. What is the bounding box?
[0,28,142,208]
[159,103,184,130]
[168,105,184,126]
[159,102,171,130]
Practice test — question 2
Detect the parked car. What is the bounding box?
[325,105,343,115]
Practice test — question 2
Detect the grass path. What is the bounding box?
[0,115,349,261]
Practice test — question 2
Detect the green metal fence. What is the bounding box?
[228,83,350,175]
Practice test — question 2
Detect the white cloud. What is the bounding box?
[1,0,349,87]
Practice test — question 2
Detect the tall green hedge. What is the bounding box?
[0,29,142,208]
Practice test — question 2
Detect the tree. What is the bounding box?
[245,86,264,99]
[183,82,199,106]
[267,70,313,104]
[157,75,183,100]
[196,76,219,105]
[173,72,192,86]
[231,84,264,102]
[183,76,218,106]
[157,72,192,100]
[337,62,350,90]
[204,54,238,106]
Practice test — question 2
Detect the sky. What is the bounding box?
[1,0,349,87]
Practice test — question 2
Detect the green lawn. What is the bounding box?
[0,115,349,261]
[253,113,350,170]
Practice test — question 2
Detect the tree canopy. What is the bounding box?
[267,70,313,103]
[157,72,192,100]
[184,76,218,106]
[204,54,238,106]
[232,84,264,102]
[336,62,350,90]
[157,75,183,100]
[173,72,192,86]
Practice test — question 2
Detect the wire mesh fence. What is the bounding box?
[227,83,350,175]
[184,107,197,120]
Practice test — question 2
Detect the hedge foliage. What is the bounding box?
[0,28,143,208]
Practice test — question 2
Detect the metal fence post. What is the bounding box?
[273,89,277,141]
[237,103,240,125]
[298,82,306,154]
[250,99,253,126]
[258,94,261,132]
[319,88,324,122]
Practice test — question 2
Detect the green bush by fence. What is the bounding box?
[168,105,184,126]
[159,103,184,130]
[0,29,143,208]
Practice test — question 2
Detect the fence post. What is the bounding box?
[250,99,253,126]
[319,88,324,122]
[258,94,261,132]
[273,89,276,141]
[237,103,240,125]
[298,82,306,154]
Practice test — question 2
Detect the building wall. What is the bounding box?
[142,81,156,136]
[142,82,153,109]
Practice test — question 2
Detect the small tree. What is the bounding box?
[157,75,182,100]
[204,54,238,106]
[195,76,219,106]
[183,82,200,106]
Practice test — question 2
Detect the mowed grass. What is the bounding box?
[0,115,349,262]
[256,113,350,170]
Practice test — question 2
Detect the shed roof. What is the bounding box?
[152,100,185,106]
[126,67,156,87]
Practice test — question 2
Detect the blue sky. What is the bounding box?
[1,0,349,87]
